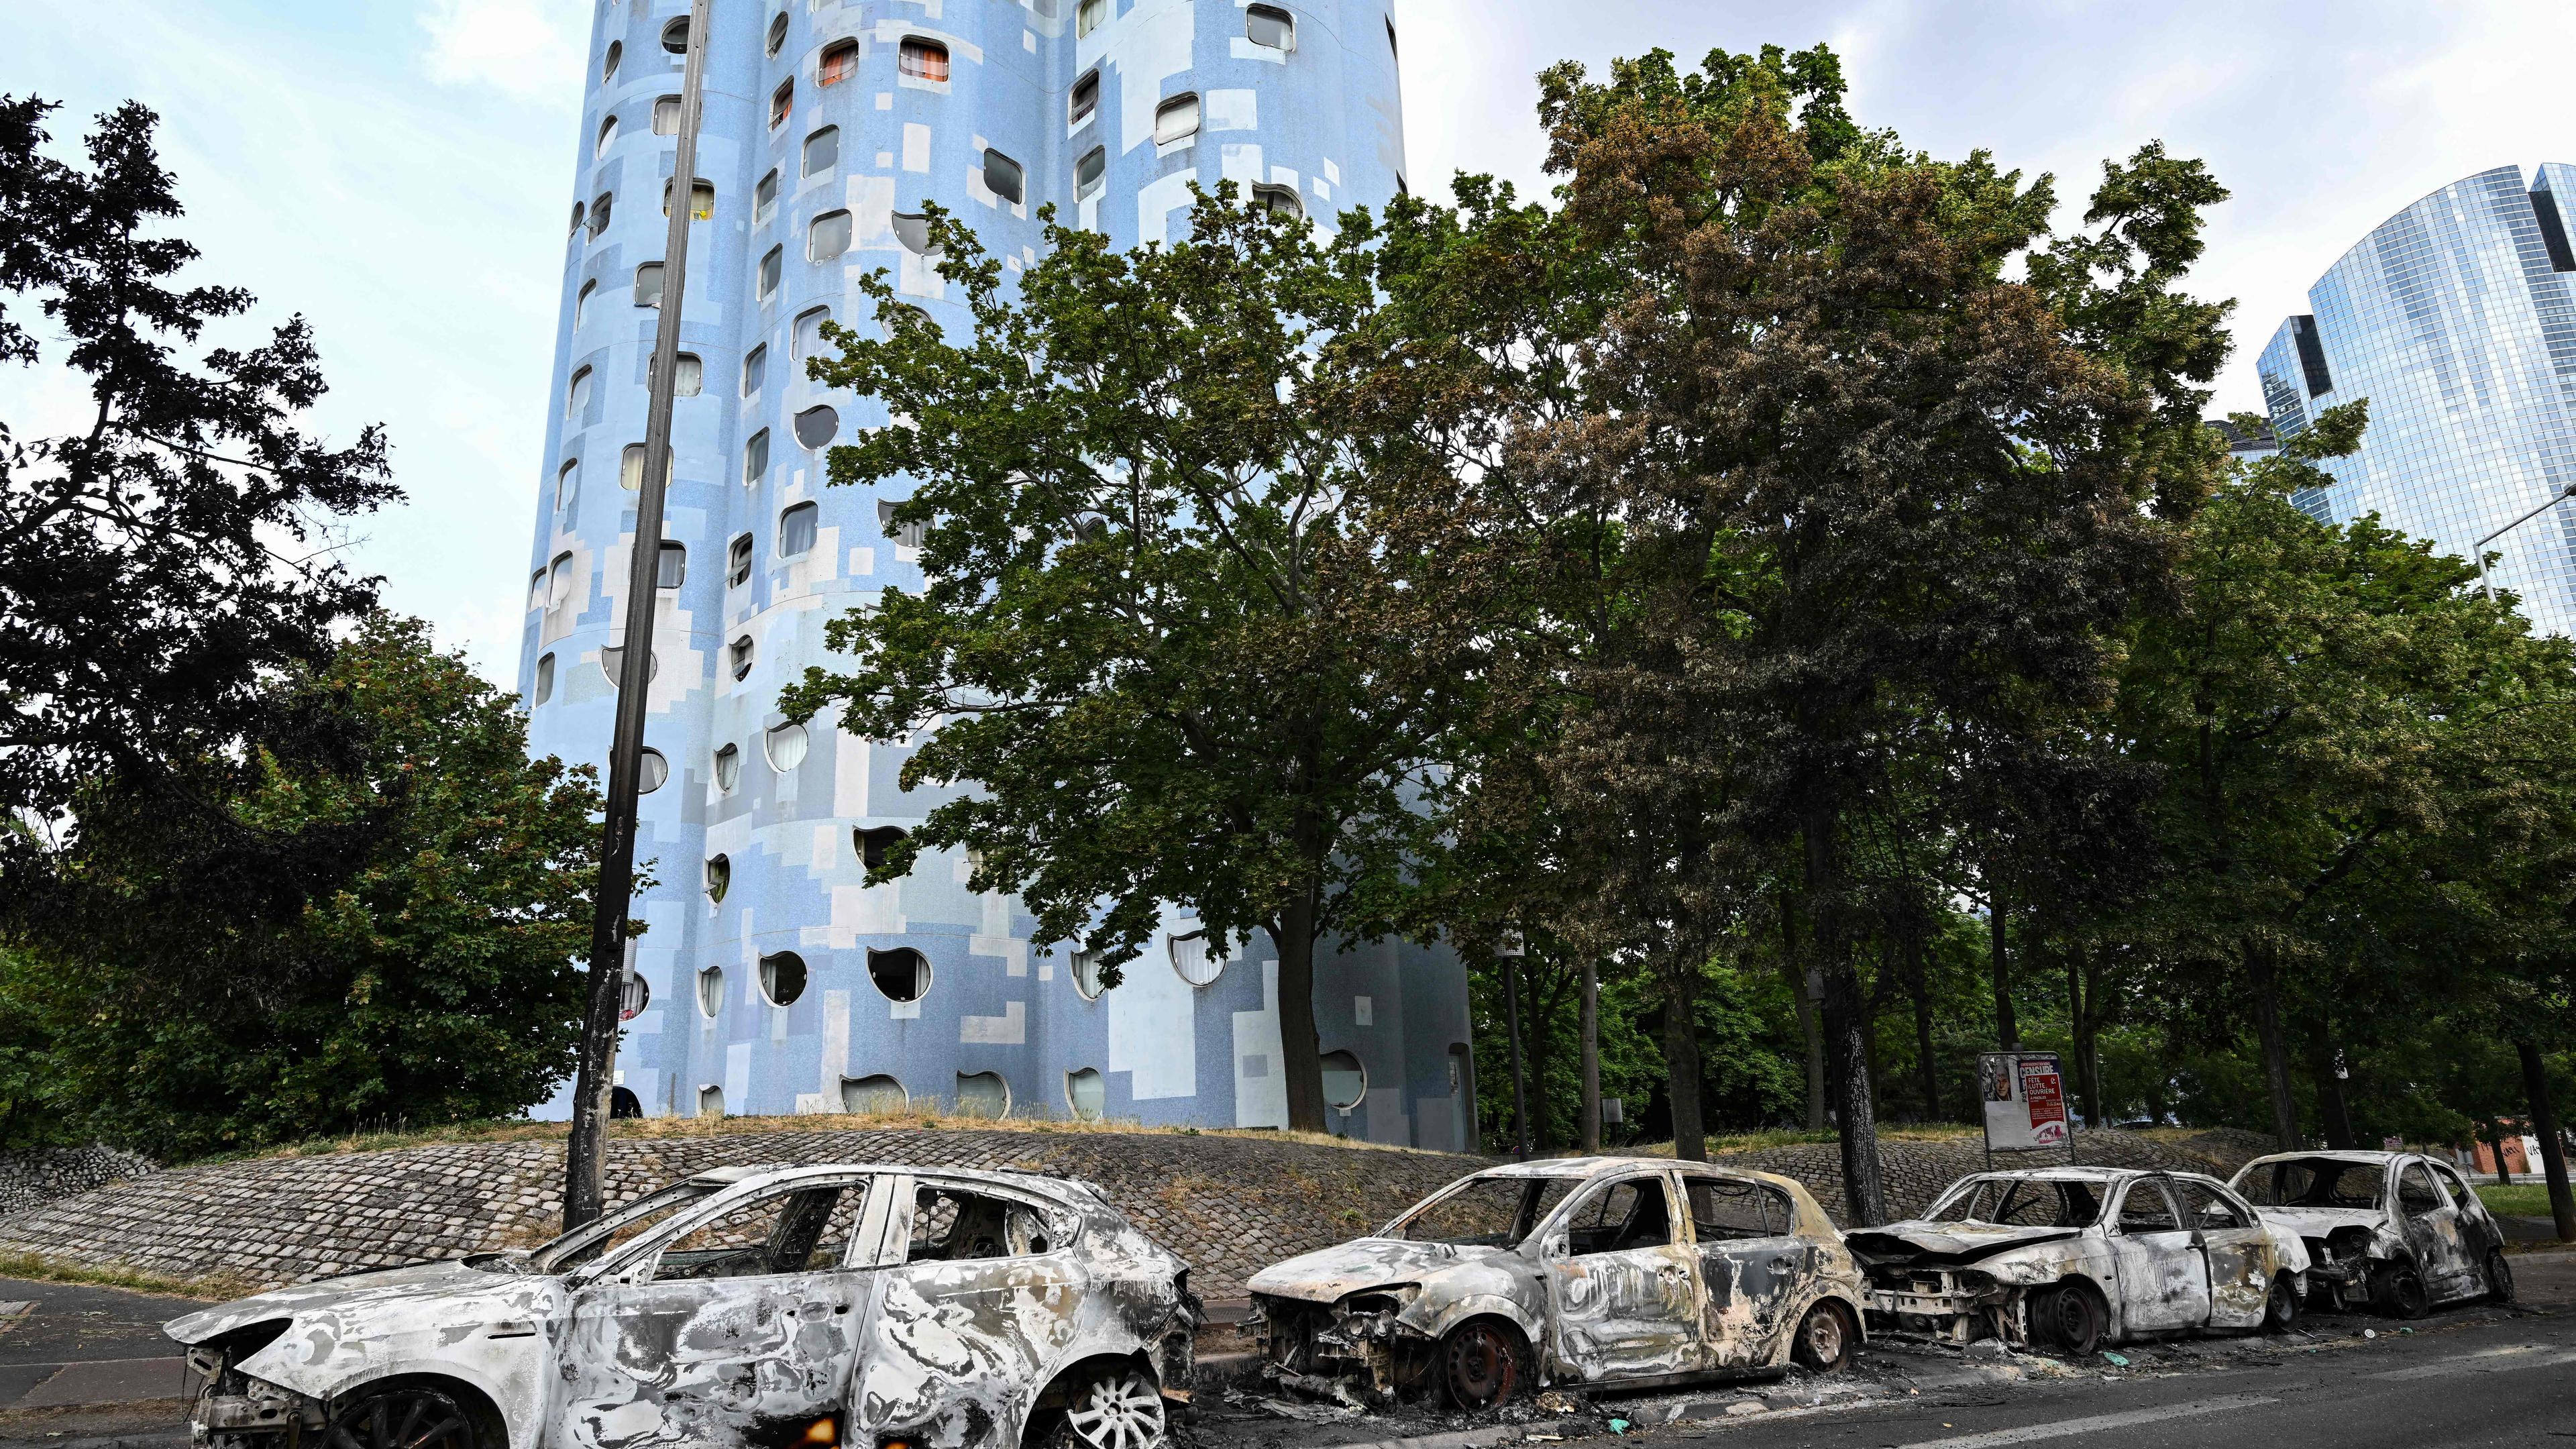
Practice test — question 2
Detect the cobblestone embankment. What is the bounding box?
[0,1146,156,1218]
[1721,1126,2237,1224]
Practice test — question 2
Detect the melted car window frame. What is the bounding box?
[531,1181,724,1272]
[1387,1173,1578,1249]
[1928,1175,2106,1228]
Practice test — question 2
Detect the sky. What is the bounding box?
[5,0,2573,684]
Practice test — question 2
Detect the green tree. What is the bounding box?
[2,616,600,1158]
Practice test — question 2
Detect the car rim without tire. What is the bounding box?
[1802,1304,1846,1367]
[1062,1368,1164,1449]
[1444,1322,1520,1408]
[326,1389,474,1449]
[2047,1287,2100,1354]
[2384,1269,2428,1318]
[2489,1252,2515,1301]
[2265,1279,2295,1331]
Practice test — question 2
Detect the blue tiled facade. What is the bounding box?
[515,0,1476,1147]
[2256,164,2576,633]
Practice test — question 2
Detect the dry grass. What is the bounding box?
[1605,1124,1986,1159]
[218,1110,1462,1166]
[0,1249,254,1302]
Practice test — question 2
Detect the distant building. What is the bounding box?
[2254,164,2576,635]
[2210,415,2278,462]
[510,0,1474,1144]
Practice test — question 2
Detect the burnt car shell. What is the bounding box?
[2226,1150,2507,1311]
[1246,1156,1866,1405]
[165,1163,1196,1449]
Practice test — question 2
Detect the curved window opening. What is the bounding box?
[589,192,612,235]
[841,1074,907,1114]
[809,209,853,261]
[529,568,548,610]
[595,115,619,158]
[547,552,574,607]
[900,38,949,83]
[984,149,1024,205]
[780,500,820,557]
[794,307,833,362]
[712,742,741,792]
[569,200,586,236]
[765,12,789,56]
[636,747,669,793]
[1385,15,1397,56]
[760,951,808,1006]
[566,365,594,416]
[661,177,715,221]
[1252,184,1303,219]
[698,1084,725,1118]
[1075,147,1106,201]
[1169,930,1224,987]
[869,947,929,1003]
[633,262,665,308]
[1321,1050,1367,1113]
[652,95,682,135]
[706,853,731,902]
[599,645,659,684]
[765,721,810,771]
[1071,949,1105,1001]
[1076,0,1106,38]
[878,499,926,549]
[698,965,724,1018]
[730,635,755,680]
[620,443,672,490]
[660,17,690,54]
[656,541,686,589]
[743,428,771,484]
[742,344,767,396]
[1246,4,1293,50]
[727,533,754,587]
[804,125,840,178]
[651,351,702,396]
[1153,93,1200,146]
[955,1071,1008,1118]
[574,278,596,329]
[769,78,794,129]
[754,170,780,226]
[856,824,909,871]
[891,212,937,256]
[1066,1068,1106,1122]
[533,652,556,704]
[757,245,784,299]
[818,39,859,87]
[1069,70,1099,126]
[621,972,649,1018]
[602,40,622,81]
[794,406,840,449]
[556,458,580,511]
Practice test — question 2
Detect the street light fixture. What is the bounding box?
[2475,482,2576,603]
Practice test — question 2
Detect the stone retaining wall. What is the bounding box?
[0,1145,156,1218]
[0,1126,2227,1300]
[1723,1128,2228,1223]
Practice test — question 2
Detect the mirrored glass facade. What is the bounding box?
[2256,163,2576,635]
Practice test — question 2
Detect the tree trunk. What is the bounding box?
[1780,908,1826,1130]
[1502,952,1529,1159]
[2079,949,2107,1128]
[1277,890,1328,1134]
[1988,887,2019,1050]
[2245,947,2300,1151]
[1906,928,1942,1122]
[1662,957,1707,1162]
[2488,1118,2516,1187]
[2064,943,2090,1127]
[1805,802,1887,1226]
[2516,1040,2575,1243]
[1578,957,1601,1154]
[1524,962,1556,1150]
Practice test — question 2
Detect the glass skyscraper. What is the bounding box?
[2256,164,2576,635]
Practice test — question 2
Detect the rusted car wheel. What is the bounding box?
[323,1386,480,1449]
[2033,1283,2104,1356]
[2262,1275,2299,1334]
[2372,1262,2430,1320]
[1046,1364,1167,1449]
[2484,1249,2516,1305]
[1790,1300,1856,1373]
[1439,1319,1525,1409]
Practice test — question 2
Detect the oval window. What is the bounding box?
[713,742,741,792]
[868,947,928,1003]
[841,1074,907,1114]
[1321,1049,1367,1112]
[1153,93,1201,146]
[794,406,840,449]
[891,212,936,255]
[706,853,731,902]
[595,115,619,158]
[698,1083,726,1118]
[1067,1068,1106,1122]
[766,12,789,56]
[1075,147,1106,201]
[766,721,810,771]
[636,748,669,793]
[761,951,808,1006]
[621,972,650,1018]
[661,17,691,53]
[602,40,622,81]
[956,1071,1009,1118]
[1071,948,1105,1001]
[1169,930,1224,987]
[697,965,724,1018]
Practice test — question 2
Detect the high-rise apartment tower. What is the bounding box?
[514,0,1476,1144]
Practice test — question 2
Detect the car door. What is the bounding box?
[2393,1161,2474,1299]
[2106,1177,2210,1334]
[1540,1173,1705,1381]
[2169,1177,2273,1328]
[2429,1160,2500,1253]
[849,1175,1090,1448]
[553,1173,888,1449]
[1678,1171,1809,1368]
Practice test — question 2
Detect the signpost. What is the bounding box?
[1978,1051,2071,1170]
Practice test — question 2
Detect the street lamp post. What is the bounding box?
[2474,482,2576,604]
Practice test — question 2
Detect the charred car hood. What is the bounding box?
[1248,1238,1511,1305]
[1846,1221,2086,1267]
[164,1259,533,1346]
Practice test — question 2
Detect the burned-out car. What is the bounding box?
[2226,1150,2512,1316]
[164,1164,1197,1449]
[1244,1157,1866,1409]
[1848,1168,2308,1355]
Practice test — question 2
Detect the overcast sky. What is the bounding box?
[5,1,2572,684]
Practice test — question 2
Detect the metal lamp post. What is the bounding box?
[2475,482,2576,604]
[562,0,712,1232]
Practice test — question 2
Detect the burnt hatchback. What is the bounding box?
[163,1164,1196,1449]
[2226,1150,2513,1316]
[1244,1157,1866,1408]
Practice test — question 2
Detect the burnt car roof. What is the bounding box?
[2236,1150,2409,1167]
[677,1162,1093,1203]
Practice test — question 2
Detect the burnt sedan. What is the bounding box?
[2226,1150,2512,1316]
[1245,1157,1867,1409]
[1847,1168,2308,1355]
[164,1164,1196,1449]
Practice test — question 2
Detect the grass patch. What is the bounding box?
[0,1249,250,1301]
[2477,1183,2571,1218]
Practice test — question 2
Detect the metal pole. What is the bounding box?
[2474,483,2576,604]
[564,0,712,1232]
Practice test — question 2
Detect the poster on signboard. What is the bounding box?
[1979,1051,2070,1150]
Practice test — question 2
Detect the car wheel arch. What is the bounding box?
[325,1371,514,1449]
[1403,1292,1544,1350]
[1759,1285,1869,1368]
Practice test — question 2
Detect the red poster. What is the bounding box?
[2017,1057,2068,1145]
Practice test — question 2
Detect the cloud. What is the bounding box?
[419,0,586,103]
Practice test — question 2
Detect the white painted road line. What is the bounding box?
[2370,1345,2576,1380]
[1894,1393,2278,1448]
